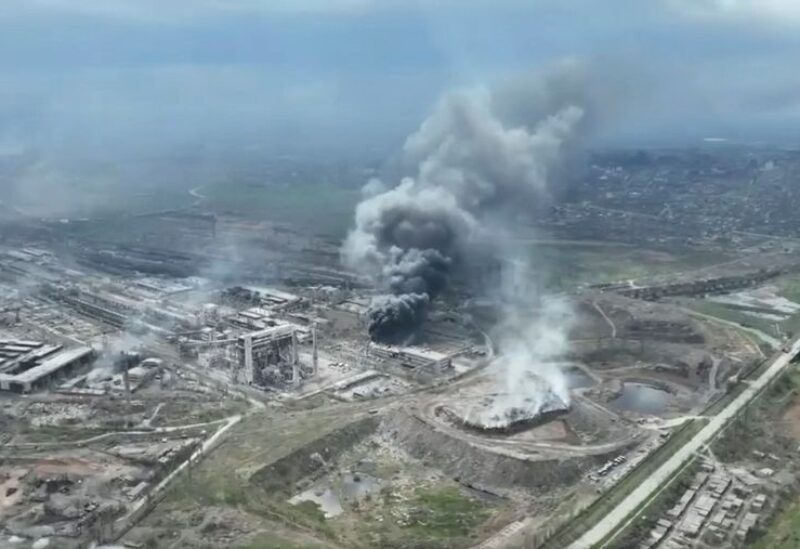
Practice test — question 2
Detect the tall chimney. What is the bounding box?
[312,322,318,376]
[291,330,300,386]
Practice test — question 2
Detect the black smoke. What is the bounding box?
[344,62,607,342]
[367,293,430,343]
[349,180,474,342]
[366,247,452,342]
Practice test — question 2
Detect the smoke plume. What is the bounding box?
[490,290,574,419]
[343,61,596,342]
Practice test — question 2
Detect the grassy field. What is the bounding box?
[722,368,800,548]
[771,274,800,338]
[237,534,329,549]
[684,299,781,339]
[775,274,800,304]
[753,498,800,549]
[202,180,733,286]
[133,402,503,549]
[533,243,730,291]
[203,181,361,238]
[685,283,800,345]
[24,180,193,221]
[388,486,491,545]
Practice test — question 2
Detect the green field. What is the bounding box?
[531,242,730,291]
[203,181,734,284]
[399,486,491,542]
[684,278,800,344]
[203,181,361,238]
[772,274,800,337]
[684,299,781,339]
[776,274,800,304]
[754,497,800,549]
[138,403,502,549]
[18,180,192,220]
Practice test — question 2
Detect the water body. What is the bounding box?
[289,486,344,517]
[612,382,672,415]
[289,472,382,518]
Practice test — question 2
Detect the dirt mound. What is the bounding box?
[250,416,379,493]
[384,411,613,494]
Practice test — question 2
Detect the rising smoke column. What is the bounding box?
[343,63,596,343]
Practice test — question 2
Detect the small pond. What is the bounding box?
[611,382,672,415]
[289,472,382,518]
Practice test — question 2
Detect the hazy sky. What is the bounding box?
[1,0,799,158]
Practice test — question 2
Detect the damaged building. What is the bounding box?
[0,340,95,393]
[236,325,316,388]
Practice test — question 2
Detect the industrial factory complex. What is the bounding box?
[3,149,800,549]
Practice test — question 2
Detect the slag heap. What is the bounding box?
[463,380,569,431]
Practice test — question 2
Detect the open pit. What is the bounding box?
[609,381,674,415]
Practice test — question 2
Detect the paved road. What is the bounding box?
[569,338,800,548]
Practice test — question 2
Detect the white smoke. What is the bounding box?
[490,295,574,418]
[87,331,150,383]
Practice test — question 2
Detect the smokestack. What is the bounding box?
[243,334,253,383]
[312,322,318,375]
[291,330,299,385]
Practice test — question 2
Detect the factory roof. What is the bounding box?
[244,286,300,303]
[13,346,93,384]
[370,343,450,362]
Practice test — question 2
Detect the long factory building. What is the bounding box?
[0,340,95,393]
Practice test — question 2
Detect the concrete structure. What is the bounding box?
[237,325,300,387]
[368,343,452,376]
[0,342,95,393]
[640,459,771,548]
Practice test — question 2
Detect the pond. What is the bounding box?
[289,486,344,517]
[611,382,672,415]
[289,472,382,518]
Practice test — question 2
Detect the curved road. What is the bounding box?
[418,395,640,460]
[687,308,780,351]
